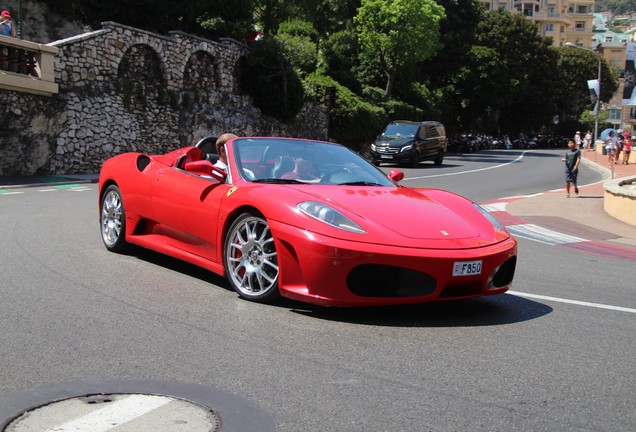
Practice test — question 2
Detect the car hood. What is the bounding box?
[295,186,481,241]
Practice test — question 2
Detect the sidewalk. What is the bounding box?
[505,152,636,248]
[0,173,98,189]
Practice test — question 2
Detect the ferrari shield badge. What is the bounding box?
[227,187,237,197]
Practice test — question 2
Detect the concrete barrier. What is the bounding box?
[604,176,636,226]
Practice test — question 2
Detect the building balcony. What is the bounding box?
[0,35,59,96]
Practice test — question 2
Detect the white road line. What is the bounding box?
[506,223,587,245]
[509,291,636,314]
[45,394,171,432]
[0,191,24,195]
[38,188,58,192]
[403,152,527,180]
[481,202,508,212]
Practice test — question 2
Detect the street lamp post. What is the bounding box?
[566,42,601,163]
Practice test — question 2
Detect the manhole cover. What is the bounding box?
[3,393,219,432]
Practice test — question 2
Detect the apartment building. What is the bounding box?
[478,0,595,47]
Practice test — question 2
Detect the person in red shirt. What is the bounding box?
[622,133,632,164]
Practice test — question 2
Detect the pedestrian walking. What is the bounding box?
[562,139,581,198]
[605,131,619,164]
[584,130,593,151]
[574,131,582,150]
[622,133,632,164]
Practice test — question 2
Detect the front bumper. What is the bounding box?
[270,220,518,307]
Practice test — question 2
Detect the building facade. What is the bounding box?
[478,0,595,47]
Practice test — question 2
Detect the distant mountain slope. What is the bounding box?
[596,0,636,16]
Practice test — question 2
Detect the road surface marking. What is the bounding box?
[44,394,170,432]
[506,223,587,245]
[509,291,636,314]
[404,152,527,180]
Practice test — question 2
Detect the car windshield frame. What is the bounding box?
[230,138,396,187]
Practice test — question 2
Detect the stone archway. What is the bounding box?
[116,44,165,110]
[183,51,218,97]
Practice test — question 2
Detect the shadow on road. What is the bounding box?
[290,294,552,327]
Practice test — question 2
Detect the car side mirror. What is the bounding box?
[388,169,404,183]
[185,160,226,182]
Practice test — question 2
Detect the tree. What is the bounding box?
[354,0,444,98]
[555,47,619,120]
[462,10,560,134]
[239,39,305,121]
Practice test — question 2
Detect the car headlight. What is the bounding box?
[400,144,413,152]
[297,201,366,234]
[370,143,376,151]
[473,204,502,230]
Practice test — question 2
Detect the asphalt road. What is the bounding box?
[1,149,634,431]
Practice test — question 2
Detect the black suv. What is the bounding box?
[370,121,447,167]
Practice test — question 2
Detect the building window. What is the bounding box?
[576,6,589,13]
[630,108,636,120]
[576,22,586,32]
[605,37,613,42]
[546,24,554,32]
[524,7,533,16]
[609,109,621,120]
[548,7,555,13]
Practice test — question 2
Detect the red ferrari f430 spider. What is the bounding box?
[99,137,517,307]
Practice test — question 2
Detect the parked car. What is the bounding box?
[370,120,447,167]
[99,137,517,307]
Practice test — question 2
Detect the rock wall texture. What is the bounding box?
[0,21,327,175]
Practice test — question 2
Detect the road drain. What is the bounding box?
[3,393,219,431]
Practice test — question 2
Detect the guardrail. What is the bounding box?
[0,35,59,96]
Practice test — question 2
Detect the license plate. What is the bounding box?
[452,260,482,276]
[380,155,393,159]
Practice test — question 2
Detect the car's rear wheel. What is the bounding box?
[100,185,128,252]
[224,212,280,302]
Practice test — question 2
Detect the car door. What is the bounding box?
[152,166,230,262]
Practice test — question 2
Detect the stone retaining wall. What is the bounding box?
[0,22,327,175]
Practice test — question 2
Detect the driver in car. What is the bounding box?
[281,153,319,181]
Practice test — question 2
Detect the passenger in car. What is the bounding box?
[213,133,238,171]
[214,133,254,180]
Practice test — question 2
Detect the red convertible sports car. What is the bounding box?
[99,137,517,307]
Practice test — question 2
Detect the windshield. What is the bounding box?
[231,138,395,186]
[380,123,418,139]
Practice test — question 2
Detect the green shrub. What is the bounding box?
[305,73,384,148]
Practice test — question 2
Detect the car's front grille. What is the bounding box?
[375,146,400,154]
[347,264,437,297]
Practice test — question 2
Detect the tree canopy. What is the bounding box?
[354,0,445,98]
[40,0,622,143]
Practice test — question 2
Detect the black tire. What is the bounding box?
[434,150,444,166]
[100,184,129,252]
[409,151,420,168]
[224,212,280,302]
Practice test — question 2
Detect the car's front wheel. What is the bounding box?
[224,212,280,302]
[100,184,128,252]
[434,150,444,165]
